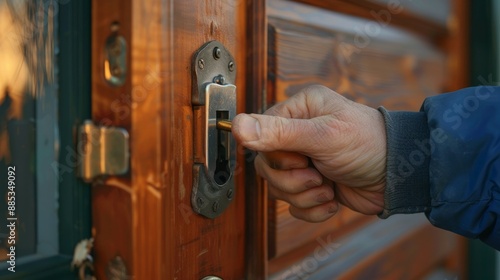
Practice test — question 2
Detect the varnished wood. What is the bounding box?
[441,0,470,91]
[270,200,375,258]
[92,0,250,278]
[270,215,458,279]
[337,223,458,279]
[91,1,133,278]
[289,0,448,42]
[244,0,268,278]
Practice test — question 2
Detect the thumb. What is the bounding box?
[232,113,331,154]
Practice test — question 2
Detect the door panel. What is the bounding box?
[267,0,466,278]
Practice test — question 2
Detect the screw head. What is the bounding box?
[212,201,219,212]
[213,47,222,59]
[228,61,234,72]
[226,189,233,199]
[198,59,205,69]
[213,75,226,85]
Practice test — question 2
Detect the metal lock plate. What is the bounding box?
[192,41,237,219]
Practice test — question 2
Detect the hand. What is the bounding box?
[232,85,387,222]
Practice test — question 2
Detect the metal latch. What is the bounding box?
[77,121,130,182]
[191,41,237,219]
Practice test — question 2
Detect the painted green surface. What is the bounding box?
[469,0,498,279]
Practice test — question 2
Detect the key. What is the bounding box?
[216,119,232,132]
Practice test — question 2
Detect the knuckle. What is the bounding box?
[303,84,330,95]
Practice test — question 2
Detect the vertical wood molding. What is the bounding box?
[442,0,470,90]
[91,1,133,279]
[245,1,268,278]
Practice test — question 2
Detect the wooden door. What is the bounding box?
[90,0,265,279]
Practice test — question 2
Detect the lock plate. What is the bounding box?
[192,41,237,219]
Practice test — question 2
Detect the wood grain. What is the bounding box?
[244,0,268,278]
[266,0,465,278]
[269,215,459,279]
[92,0,250,278]
[440,0,470,91]
[270,200,375,258]
[91,1,133,278]
[288,0,448,41]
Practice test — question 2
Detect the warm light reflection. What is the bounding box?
[104,59,112,81]
[0,0,29,120]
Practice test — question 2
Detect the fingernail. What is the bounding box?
[305,179,322,189]
[316,192,331,203]
[238,114,261,142]
[328,202,339,214]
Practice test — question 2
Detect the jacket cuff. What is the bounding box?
[377,107,432,218]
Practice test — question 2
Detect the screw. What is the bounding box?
[197,197,204,206]
[213,75,226,85]
[213,47,221,59]
[212,201,219,212]
[228,61,234,72]
[198,59,205,69]
[226,189,233,199]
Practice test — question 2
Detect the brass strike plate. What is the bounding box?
[77,121,130,182]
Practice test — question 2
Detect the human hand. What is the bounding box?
[232,85,387,222]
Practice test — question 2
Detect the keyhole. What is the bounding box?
[214,110,231,185]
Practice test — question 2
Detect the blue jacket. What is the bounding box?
[378,86,500,250]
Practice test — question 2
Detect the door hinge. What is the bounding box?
[77,121,130,182]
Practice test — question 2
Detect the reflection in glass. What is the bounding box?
[0,0,59,262]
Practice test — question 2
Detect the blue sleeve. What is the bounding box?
[378,86,500,251]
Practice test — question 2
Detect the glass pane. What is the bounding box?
[0,0,59,264]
